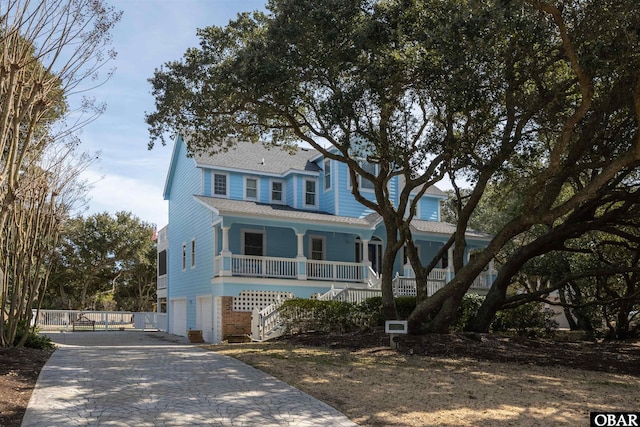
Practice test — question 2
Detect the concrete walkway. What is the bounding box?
[22,331,358,426]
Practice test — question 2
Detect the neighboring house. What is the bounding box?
[157,135,494,342]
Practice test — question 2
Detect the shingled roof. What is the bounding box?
[194,196,491,241]
[194,140,321,174]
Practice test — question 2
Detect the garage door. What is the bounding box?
[196,296,213,342]
[170,298,187,337]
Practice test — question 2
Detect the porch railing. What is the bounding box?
[231,255,297,279]
[392,276,447,296]
[307,259,366,282]
[216,254,368,283]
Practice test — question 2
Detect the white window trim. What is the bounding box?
[270,179,285,204]
[181,243,187,271]
[241,229,265,256]
[303,178,318,209]
[308,235,326,260]
[244,176,259,201]
[190,238,196,269]
[212,172,229,198]
[324,159,331,191]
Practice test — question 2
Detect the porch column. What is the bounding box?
[361,239,372,284]
[220,226,232,276]
[361,239,370,264]
[296,233,307,280]
[447,246,454,282]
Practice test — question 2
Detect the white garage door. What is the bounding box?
[170,298,187,337]
[196,296,213,343]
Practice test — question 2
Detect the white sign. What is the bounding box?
[385,320,408,334]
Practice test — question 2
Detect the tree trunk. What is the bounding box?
[558,285,578,330]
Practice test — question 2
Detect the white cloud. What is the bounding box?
[81,169,167,227]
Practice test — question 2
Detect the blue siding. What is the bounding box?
[320,159,336,214]
[203,170,211,197]
[229,172,243,200]
[166,138,215,332]
[335,162,375,218]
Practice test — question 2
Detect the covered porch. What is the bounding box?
[197,196,495,289]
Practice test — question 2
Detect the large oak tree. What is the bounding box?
[147,0,640,332]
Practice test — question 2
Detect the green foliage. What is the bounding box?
[492,303,558,337]
[355,296,385,326]
[279,294,559,338]
[279,296,414,334]
[278,299,362,334]
[13,322,54,350]
[451,294,485,332]
[46,211,157,311]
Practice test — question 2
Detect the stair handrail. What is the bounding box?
[251,295,290,341]
[367,266,381,289]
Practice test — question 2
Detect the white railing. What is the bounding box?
[251,299,287,341]
[368,266,381,289]
[231,255,297,278]
[32,310,136,331]
[393,276,417,296]
[471,272,492,289]
[307,260,366,282]
[215,254,368,283]
[158,275,167,290]
[331,287,382,304]
[316,285,342,301]
[392,275,447,297]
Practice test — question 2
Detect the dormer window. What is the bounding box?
[271,180,284,204]
[304,179,317,208]
[213,173,228,197]
[245,177,258,200]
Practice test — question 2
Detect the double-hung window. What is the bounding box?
[324,159,331,190]
[245,177,258,200]
[304,179,317,208]
[271,181,284,204]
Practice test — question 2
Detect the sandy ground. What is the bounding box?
[210,342,640,427]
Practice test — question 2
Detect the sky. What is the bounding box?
[75,0,267,228]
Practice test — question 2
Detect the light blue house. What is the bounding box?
[157,136,493,342]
